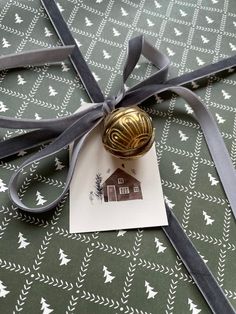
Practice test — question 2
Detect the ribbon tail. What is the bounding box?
[163,206,236,314]
[0,129,59,159]
[0,46,75,71]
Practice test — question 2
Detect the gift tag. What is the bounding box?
[70,108,168,233]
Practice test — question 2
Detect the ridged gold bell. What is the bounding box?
[102,107,155,159]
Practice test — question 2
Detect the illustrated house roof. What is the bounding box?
[103,168,140,184]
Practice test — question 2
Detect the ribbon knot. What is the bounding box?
[102,97,117,116]
[0,35,236,218]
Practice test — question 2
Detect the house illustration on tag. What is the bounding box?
[103,168,143,202]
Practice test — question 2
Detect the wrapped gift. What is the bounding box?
[0,0,235,313]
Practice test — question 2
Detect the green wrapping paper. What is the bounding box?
[0,0,235,313]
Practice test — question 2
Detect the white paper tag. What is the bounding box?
[69,117,168,233]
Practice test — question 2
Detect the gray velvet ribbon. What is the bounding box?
[0,36,236,217]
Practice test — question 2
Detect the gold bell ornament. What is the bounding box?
[102,106,155,159]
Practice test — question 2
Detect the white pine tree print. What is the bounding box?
[75,38,82,47]
[61,62,70,72]
[191,81,199,89]
[179,9,187,17]
[233,21,236,28]
[205,16,214,24]
[36,191,47,206]
[174,27,182,36]
[164,195,175,209]
[35,113,42,120]
[208,173,219,186]
[85,17,93,26]
[102,49,111,59]
[103,266,115,283]
[199,253,208,263]
[17,74,26,85]
[55,157,65,170]
[0,179,7,192]
[154,1,162,8]
[40,297,53,314]
[120,7,128,16]
[147,18,154,27]
[185,103,193,114]
[44,27,53,37]
[15,13,23,24]
[56,2,64,12]
[0,101,8,112]
[178,130,189,141]
[188,298,201,314]
[155,94,163,103]
[18,232,30,249]
[172,162,183,174]
[112,27,120,37]
[145,281,158,299]
[154,237,166,253]
[229,42,236,51]
[201,35,209,44]
[59,248,71,266]
[166,47,175,56]
[92,72,101,82]
[2,38,11,48]
[203,211,214,225]
[0,280,10,298]
[117,230,127,237]
[18,150,27,157]
[48,86,58,96]
[221,89,231,99]
[215,113,225,124]
[196,56,205,66]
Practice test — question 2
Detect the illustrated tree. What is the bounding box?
[172,162,183,174]
[15,13,23,24]
[55,157,65,170]
[205,16,214,24]
[61,62,69,72]
[2,38,11,48]
[144,281,157,299]
[154,237,167,253]
[203,211,214,225]
[36,191,47,206]
[102,49,111,59]
[17,74,26,85]
[103,266,115,283]
[201,35,209,44]
[35,113,42,120]
[85,17,93,26]
[120,7,128,16]
[0,178,8,192]
[117,230,127,237]
[188,298,201,314]
[154,1,162,9]
[185,103,193,114]
[59,248,71,266]
[174,27,182,36]
[164,195,175,209]
[191,81,199,89]
[166,47,175,56]
[48,86,58,96]
[44,27,53,37]
[215,113,225,124]
[196,56,204,66]
[18,232,30,249]
[208,173,219,186]
[0,280,10,298]
[94,173,103,201]
[178,130,189,141]
[229,42,236,51]
[40,297,53,314]
[112,27,120,37]
[0,101,8,112]
[146,18,154,27]
[222,89,231,99]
